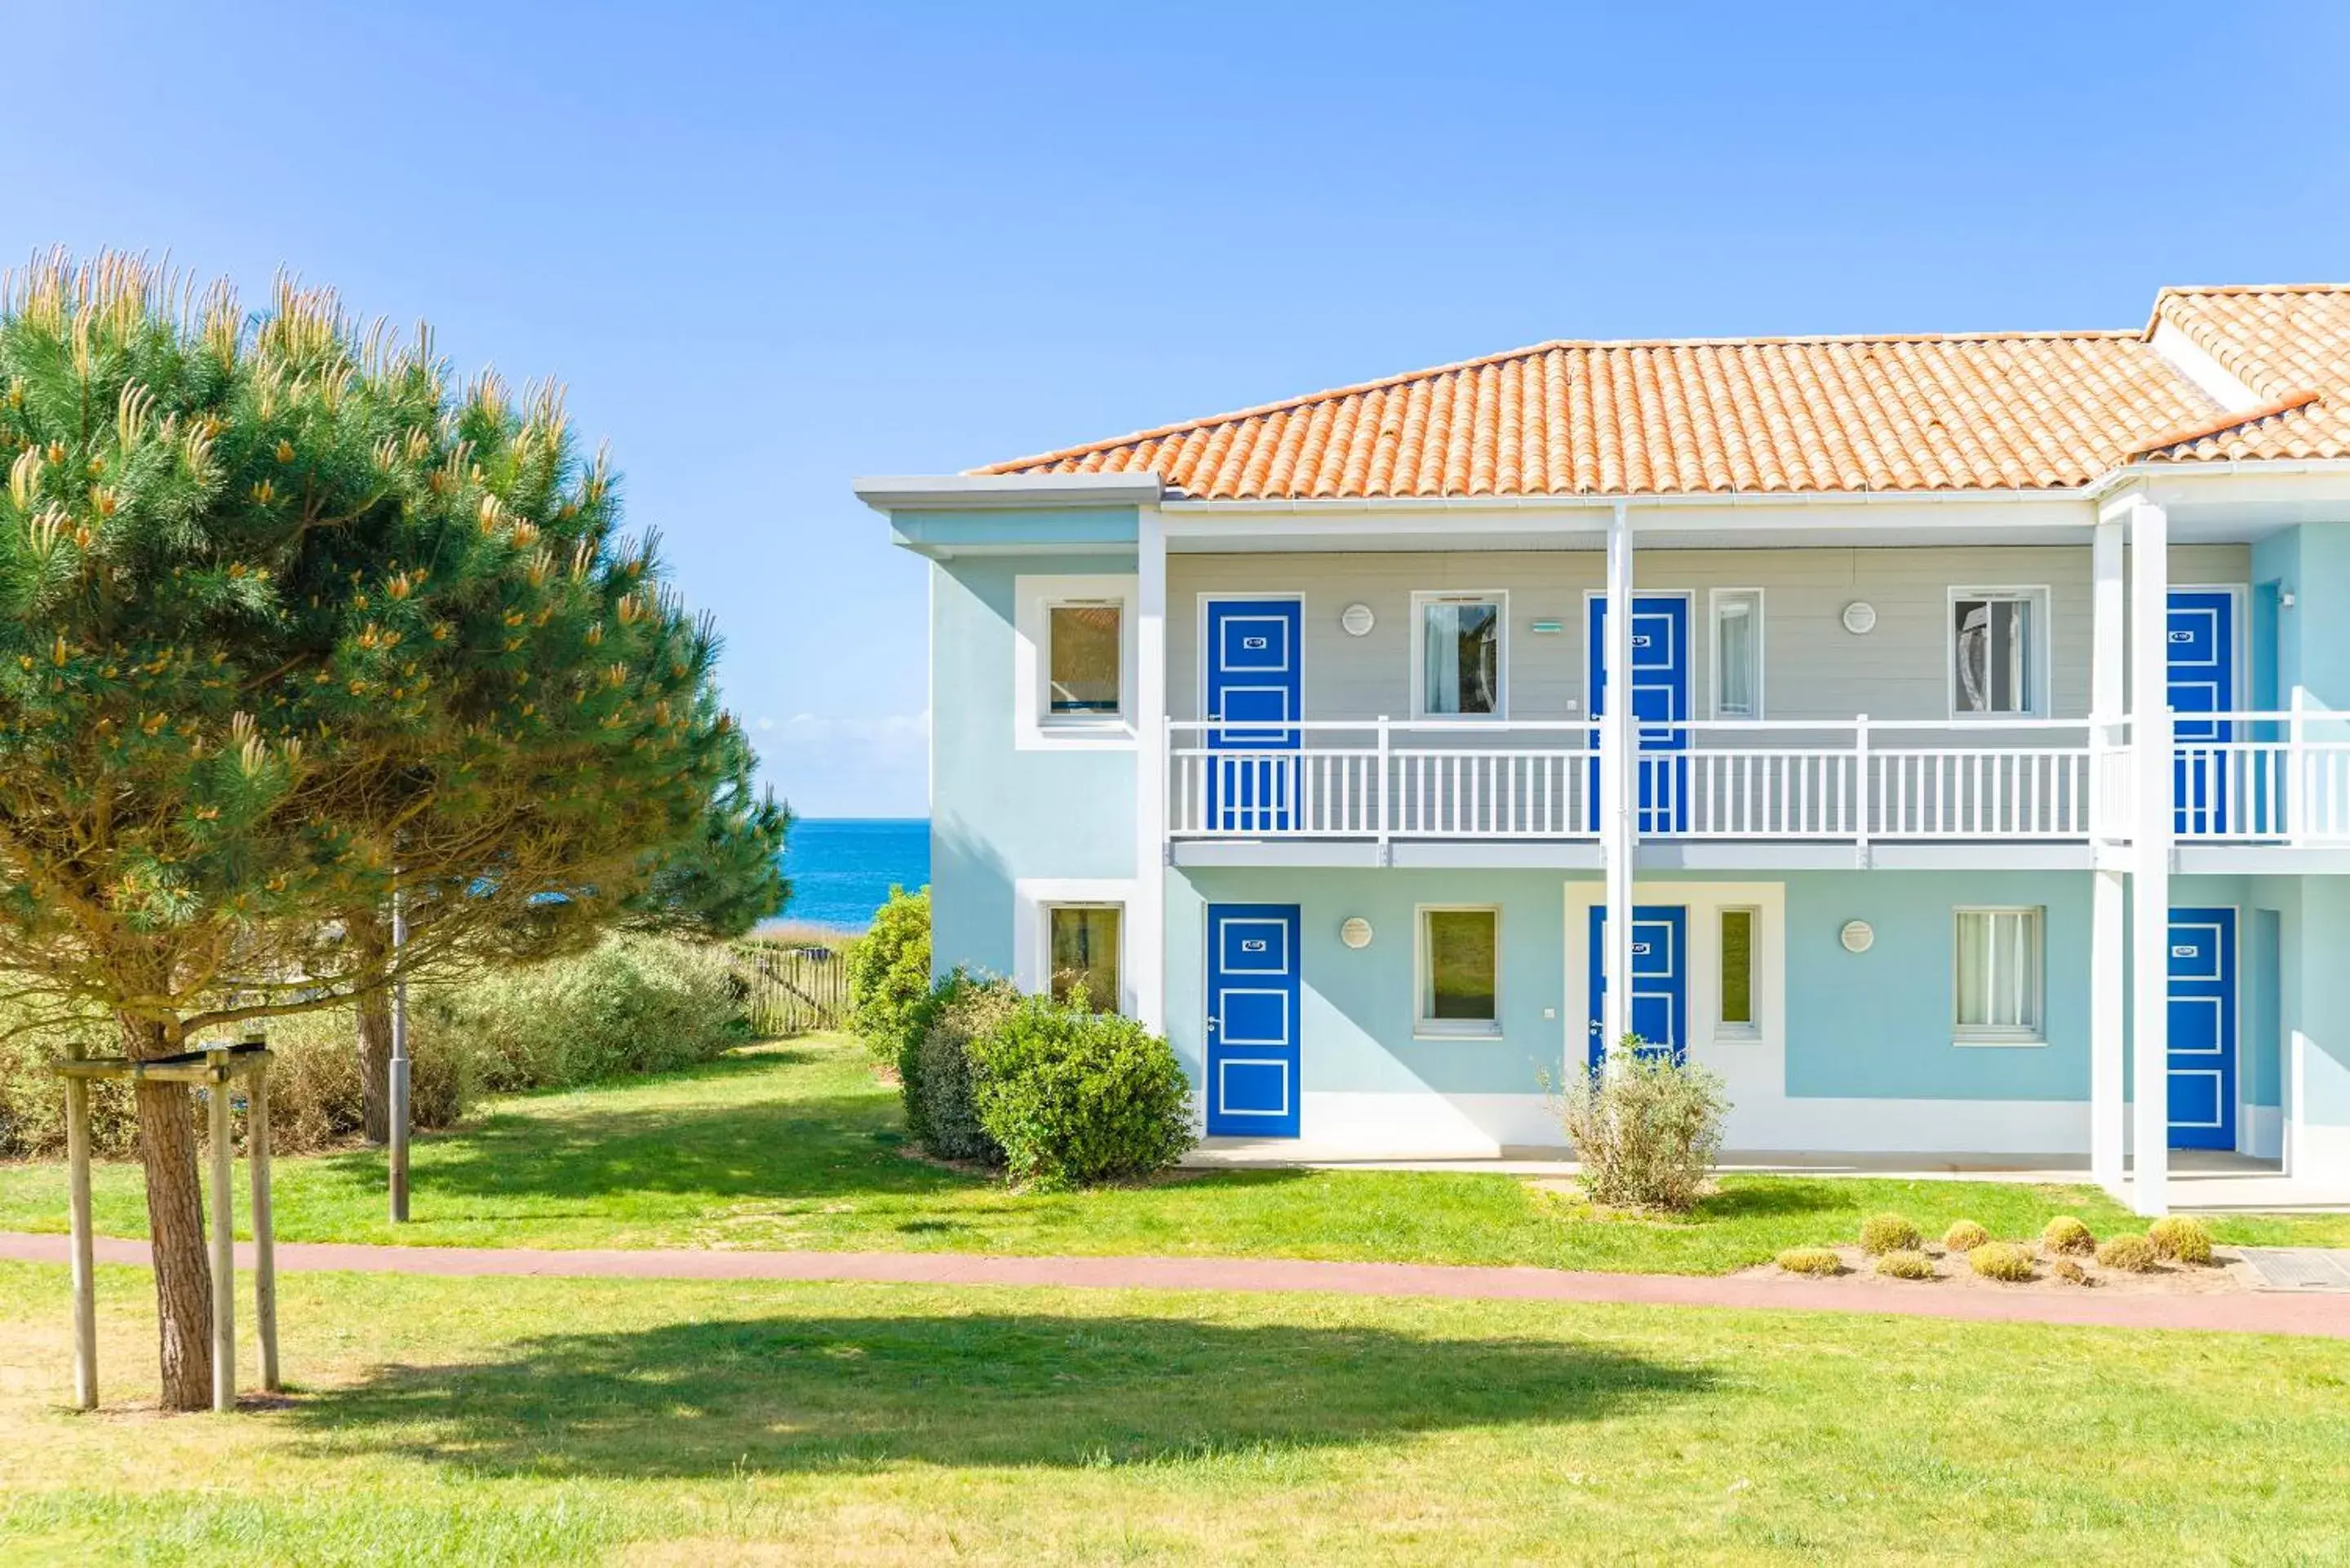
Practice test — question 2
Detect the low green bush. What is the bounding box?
[1943,1220,1990,1253]
[845,887,931,1064]
[1969,1242,2036,1282]
[1874,1250,1935,1280]
[2148,1216,2215,1265]
[431,933,746,1092]
[1552,1041,1731,1213]
[2042,1216,2095,1256]
[907,972,1019,1163]
[1859,1212,1922,1255]
[1776,1247,1842,1277]
[0,998,469,1159]
[968,994,1195,1189]
[2096,1234,2160,1273]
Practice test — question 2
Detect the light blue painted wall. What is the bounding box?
[893,507,1139,552]
[1771,871,2088,1100]
[2294,879,2350,1128]
[1167,867,1576,1096]
[928,538,1139,982]
[1165,866,2143,1105]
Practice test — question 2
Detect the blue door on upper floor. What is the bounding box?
[1585,904,1689,1071]
[1204,598,1303,832]
[2169,589,2238,836]
[1588,595,1692,833]
[2167,906,2237,1151]
[1206,903,1301,1138]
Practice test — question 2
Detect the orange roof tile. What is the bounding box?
[973,286,2350,499]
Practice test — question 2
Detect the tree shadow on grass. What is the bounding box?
[1694,1178,1864,1221]
[290,1310,1712,1477]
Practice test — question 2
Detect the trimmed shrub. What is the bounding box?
[2042,1216,2096,1256]
[431,933,746,1092]
[1943,1220,1991,1253]
[2049,1257,2091,1286]
[845,887,931,1064]
[1970,1242,2036,1282]
[2148,1216,2215,1265]
[967,994,1194,1189]
[2096,1234,2160,1273]
[1859,1212,1922,1256]
[1,995,472,1159]
[909,974,1019,1163]
[1553,1042,1730,1213]
[1874,1250,1935,1280]
[1776,1247,1843,1277]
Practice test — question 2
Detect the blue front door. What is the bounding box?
[1588,596,1692,833]
[1204,598,1302,831]
[1585,904,1688,1070]
[2167,906,2237,1151]
[2169,589,2237,836]
[1206,903,1301,1137]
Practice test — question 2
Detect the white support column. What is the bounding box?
[2127,496,2173,1216]
[1131,505,1168,1034]
[2089,513,2126,1195]
[1599,502,1637,1063]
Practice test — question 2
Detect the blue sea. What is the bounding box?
[777,818,929,932]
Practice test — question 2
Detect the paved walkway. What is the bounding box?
[7,1232,2343,1339]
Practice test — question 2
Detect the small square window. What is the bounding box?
[1417,595,1503,717]
[1418,906,1500,1036]
[1713,590,1762,719]
[1718,907,1758,1035]
[1047,603,1123,718]
[1953,907,2042,1043]
[1952,594,2037,715]
[1048,904,1121,1012]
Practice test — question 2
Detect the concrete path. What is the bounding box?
[7,1231,2344,1340]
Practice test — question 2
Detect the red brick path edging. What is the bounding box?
[3,1230,2341,1340]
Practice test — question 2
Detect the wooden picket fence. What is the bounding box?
[732,940,850,1037]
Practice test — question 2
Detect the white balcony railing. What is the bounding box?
[1168,712,2350,848]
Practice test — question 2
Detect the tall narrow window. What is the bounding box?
[1953,908,2042,1043]
[1718,907,1758,1034]
[1417,596,1502,717]
[1049,904,1122,1012]
[1952,595,2035,715]
[1714,590,1762,719]
[1418,907,1500,1035]
[1048,603,1123,717]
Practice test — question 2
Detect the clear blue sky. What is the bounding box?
[10,2,2348,816]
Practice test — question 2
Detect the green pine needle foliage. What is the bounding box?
[0,251,780,1043]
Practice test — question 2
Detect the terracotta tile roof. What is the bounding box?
[973,286,2350,499]
[2136,286,2349,463]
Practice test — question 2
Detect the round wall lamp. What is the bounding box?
[1340,603,1376,636]
[1839,919,1875,954]
[1339,916,1374,949]
[1841,601,1878,635]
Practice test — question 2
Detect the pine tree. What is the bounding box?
[0,252,773,1406]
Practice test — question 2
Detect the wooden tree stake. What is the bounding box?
[249,1056,279,1393]
[63,1040,96,1411]
[206,1053,234,1414]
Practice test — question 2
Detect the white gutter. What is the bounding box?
[853,472,1164,512]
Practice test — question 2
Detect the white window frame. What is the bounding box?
[1945,586,2051,721]
[1952,906,2046,1047]
[1013,877,1137,1015]
[1709,587,1765,721]
[1014,574,1138,751]
[1415,902,1502,1039]
[1409,590,1510,722]
[1714,905,1762,1040]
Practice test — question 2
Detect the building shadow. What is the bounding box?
[287,1309,1712,1478]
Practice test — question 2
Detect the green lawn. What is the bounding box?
[2,1034,2343,1273]
[2,1260,2347,1566]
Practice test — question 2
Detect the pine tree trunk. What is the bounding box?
[351,911,393,1145]
[122,1012,211,1411]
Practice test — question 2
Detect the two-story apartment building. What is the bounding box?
[859,283,2350,1213]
